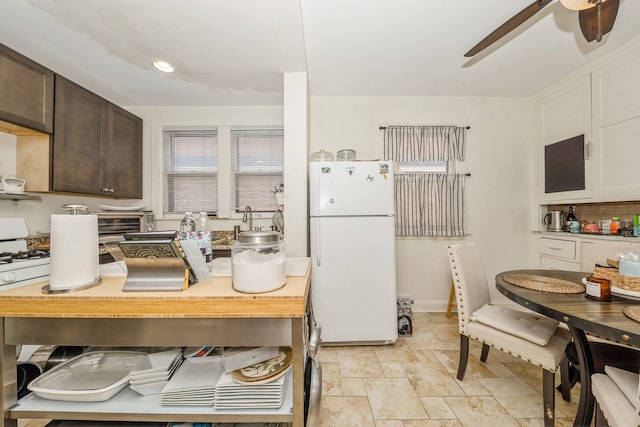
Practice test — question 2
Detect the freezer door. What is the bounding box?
[310,216,397,344]
[309,161,394,217]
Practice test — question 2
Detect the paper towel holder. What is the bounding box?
[42,277,103,294]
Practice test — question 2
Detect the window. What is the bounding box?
[231,129,284,213]
[383,125,468,237]
[163,130,218,215]
[163,128,284,216]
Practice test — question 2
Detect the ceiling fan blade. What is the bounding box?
[579,0,619,42]
[464,0,554,57]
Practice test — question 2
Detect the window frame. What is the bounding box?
[162,126,284,220]
[231,128,285,214]
[162,129,218,216]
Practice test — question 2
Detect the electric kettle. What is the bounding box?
[543,210,565,232]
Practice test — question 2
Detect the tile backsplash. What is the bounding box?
[547,201,640,224]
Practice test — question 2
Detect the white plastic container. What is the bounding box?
[310,149,334,162]
[336,149,356,161]
[27,351,146,401]
[619,260,640,277]
[231,231,286,293]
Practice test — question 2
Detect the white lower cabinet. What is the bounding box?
[539,236,581,271]
[540,255,581,271]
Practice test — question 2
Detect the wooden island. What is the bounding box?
[0,261,311,427]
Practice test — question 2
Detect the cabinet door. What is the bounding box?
[0,43,54,133]
[52,75,108,195]
[107,105,142,198]
[535,75,592,202]
[591,45,640,200]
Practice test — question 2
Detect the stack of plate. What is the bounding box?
[160,356,224,405]
[214,369,290,409]
[129,349,183,396]
[213,347,292,409]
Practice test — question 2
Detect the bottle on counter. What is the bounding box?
[566,206,580,233]
[179,211,197,240]
[196,212,212,262]
[621,218,634,237]
[634,215,639,237]
[610,216,620,235]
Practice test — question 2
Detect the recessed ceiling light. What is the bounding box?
[153,60,174,73]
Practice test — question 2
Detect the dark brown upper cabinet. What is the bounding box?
[0,43,54,133]
[52,75,142,198]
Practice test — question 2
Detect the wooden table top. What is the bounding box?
[0,262,310,319]
[496,269,640,348]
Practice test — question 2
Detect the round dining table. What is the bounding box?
[495,269,640,427]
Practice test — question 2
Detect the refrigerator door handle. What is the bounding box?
[314,223,321,267]
[313,166,320,216]
[312,167,322,266]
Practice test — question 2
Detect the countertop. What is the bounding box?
[536,230,640,242]
[0,259,311,319]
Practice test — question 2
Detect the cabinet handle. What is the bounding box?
[548,246,563,250]
[109,188,114,192]
[585,140,591,160]
[102,187,109,192]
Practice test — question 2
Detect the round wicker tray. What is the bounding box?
[502,274,585,294]
[623,306,640,323]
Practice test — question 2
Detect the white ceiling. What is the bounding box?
[2,0,639,106]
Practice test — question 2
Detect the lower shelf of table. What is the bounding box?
[9,375,293,423]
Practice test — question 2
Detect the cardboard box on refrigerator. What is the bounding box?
[222,346,280,373]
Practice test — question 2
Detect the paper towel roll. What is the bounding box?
[49,214,100,290]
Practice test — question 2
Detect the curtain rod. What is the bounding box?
[379,125,470,130]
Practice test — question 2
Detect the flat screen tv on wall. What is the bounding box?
[544,134,585,194]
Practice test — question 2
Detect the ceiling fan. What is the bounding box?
[465,0,620,57]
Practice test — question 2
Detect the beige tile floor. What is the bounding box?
[22,313,588,427]
[309,312,588,427]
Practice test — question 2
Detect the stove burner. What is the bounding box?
[0,253,13,264]
[0,250,50,263]
[14,250,50,260]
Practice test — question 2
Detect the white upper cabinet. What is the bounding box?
[535,74,592,202]
[534,37,640,204]
[591,43,640,200]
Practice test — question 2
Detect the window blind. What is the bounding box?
[231,129,284,212]
[163,130,218,215]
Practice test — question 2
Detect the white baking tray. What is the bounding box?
[27,351,146,402]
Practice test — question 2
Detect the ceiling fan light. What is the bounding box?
[152,60,175,73]
[560,0,602,11]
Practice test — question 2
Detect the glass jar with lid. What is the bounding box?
[231,231,286,293]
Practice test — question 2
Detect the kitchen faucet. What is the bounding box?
[242,206,253,231]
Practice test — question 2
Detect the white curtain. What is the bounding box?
[383,126,467,237]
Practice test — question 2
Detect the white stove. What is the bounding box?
[0,218,50,289]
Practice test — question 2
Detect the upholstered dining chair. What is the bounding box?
[447,243,572,426]
[591,365,639,427]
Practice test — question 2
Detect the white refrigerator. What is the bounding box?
[309,160,397,344]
